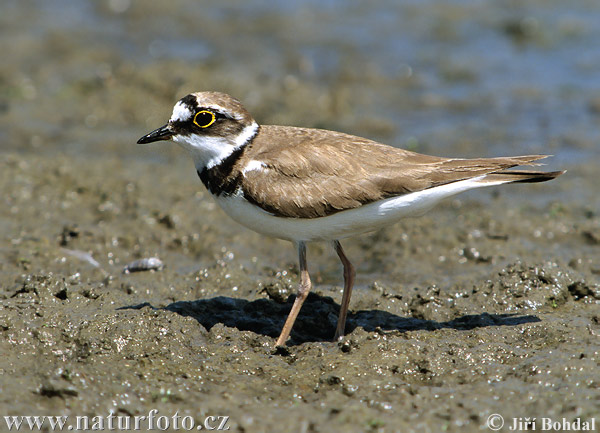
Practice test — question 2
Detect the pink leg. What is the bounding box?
[275,242,311,346]
[333,240,356,341]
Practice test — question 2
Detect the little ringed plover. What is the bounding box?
[138,91,564,347]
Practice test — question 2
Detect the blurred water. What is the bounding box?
[2,0,599,166]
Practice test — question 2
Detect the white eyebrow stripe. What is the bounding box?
[242,160,267,175]
[170,101,193,122]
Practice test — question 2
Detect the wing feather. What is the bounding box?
[239,125,550,218]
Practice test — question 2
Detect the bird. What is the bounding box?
[137,91,564,346]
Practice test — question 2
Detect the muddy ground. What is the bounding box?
[1,1,599,432]
[1,150,598,432]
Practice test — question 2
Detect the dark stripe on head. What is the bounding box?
[179,94,199,112]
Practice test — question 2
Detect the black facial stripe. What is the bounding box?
[172,115,247,139]
[170,107,230,137]
[169,119,190,135]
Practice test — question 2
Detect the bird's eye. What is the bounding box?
[193,110,216,128]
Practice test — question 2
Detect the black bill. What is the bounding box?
[137,124,173,144]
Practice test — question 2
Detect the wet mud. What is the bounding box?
[1,152,598,432]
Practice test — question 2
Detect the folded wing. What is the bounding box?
[239,126,562,218]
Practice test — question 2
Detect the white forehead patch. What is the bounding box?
[170,101,193,122]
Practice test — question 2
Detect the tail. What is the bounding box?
[439,154,565,186]
[475,169,565,186]
[433,154,564,186]
[373,158,564,221]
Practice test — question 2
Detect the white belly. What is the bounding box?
[214,175,501,242]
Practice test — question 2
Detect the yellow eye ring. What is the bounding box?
[193,110,216,128]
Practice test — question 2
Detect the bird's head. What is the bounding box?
[137,91,258,169]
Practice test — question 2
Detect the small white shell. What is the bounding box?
[122,257,164,274]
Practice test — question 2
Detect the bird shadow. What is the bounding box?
[118,292,540,346]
